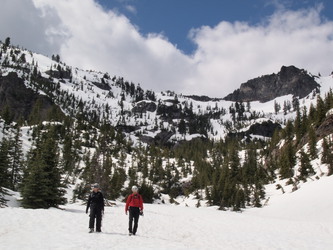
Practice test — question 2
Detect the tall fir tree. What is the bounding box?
[298,150,314,181]
[321,138,333,176]
[21,127,66,208]
[308,125,317,160]
[8,127,24,190]
[0,138,11,188]
[279,142,296,179]
[0,138,11,207]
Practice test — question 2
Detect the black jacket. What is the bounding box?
[86,191,104,213]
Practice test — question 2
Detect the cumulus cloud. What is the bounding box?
[0,0,68,55]
[1,0,333,98]
[32,0,192,93]
[187,4,333,96]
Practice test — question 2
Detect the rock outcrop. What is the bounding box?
[228,120,282,140]
[224,66,319,103]
[0,72,64,123]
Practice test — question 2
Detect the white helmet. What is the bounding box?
[132,185,138,191]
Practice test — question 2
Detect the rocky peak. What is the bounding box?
[223,66,320,103]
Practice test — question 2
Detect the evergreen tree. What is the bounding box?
[321,138,333,176]
[298,150,314,181]
[294,108,302,144]
[308,125,317,160]
[178,119,186,135]
[0,138,10,207]
[0,138,11,189]
[109,167,126,199]
[315,96,326,125]
[139,182,154,203]
[5,37,10,47]
[99,153,112,199]
[300,107,309,139]
[292,96,300,112]
[253,187,262,208]
[228,141,240,181]
[0,187,8,207]
[233,187,245,211]
[279,142,296,179]
[8,127,24,190]
[61,131,80,176]
[1,105,13,125]
[21,127,66,208]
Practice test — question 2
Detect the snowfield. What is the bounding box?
[1,175,333,250]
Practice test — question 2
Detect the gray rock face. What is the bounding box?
[224,66,319,103]
[316,114,333,139]
[0,72,63,122]
[228,120,281,140]
[140,130,175,146]
[132,101,157,113]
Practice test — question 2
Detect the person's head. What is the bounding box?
[132,185,138,194]
[92,183,100,192]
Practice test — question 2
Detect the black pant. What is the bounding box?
[89,207,102,231]
[129,207,140,234]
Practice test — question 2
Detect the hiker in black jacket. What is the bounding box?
[86,184,105,233]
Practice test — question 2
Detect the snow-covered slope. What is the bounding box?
[1,43,332,145]
[1,175,332,250]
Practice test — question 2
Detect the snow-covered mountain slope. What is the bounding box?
[1,42,332,145]
[1,41,333,212]
[1,175,333,250]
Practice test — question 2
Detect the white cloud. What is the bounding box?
[1,0,333,98]
[187,4,333,97]
[125,5,137,15]
[31,0,192,93]
[0,0,68,55]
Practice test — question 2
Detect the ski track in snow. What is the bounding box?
[1,176,333,250]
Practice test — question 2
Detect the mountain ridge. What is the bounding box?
[224,65,320,103]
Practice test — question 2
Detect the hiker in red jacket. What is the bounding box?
[125,185,144,236]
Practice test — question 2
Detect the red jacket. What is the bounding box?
[125,193,143,211]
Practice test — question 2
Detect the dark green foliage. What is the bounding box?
[1,105,13,125]
[294,108,302,143]
[109,167,126,200]
[298,150,314,181]
[0,187,8,207]
[315,96,326,125]
[5,37,10,47]
[0,137,11,207]
[178,119,186,135]
[279,141,296,179]
[308,125,317,160]
[0,138,11,187]
[321,138,333,176]
[8,127,24,190]
[139,182,154,203]
[21,127,67,209]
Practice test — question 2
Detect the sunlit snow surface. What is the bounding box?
[1,175,333,250]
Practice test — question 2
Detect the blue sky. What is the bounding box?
[1,0,333,97]
[96,0,333,54]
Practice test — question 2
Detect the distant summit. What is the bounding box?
[223,66,320,103]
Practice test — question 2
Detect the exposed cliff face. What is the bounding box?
[228,120,282,140]
[224,66,320,103]
[0,72,64,123]
[316,114,333,139]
